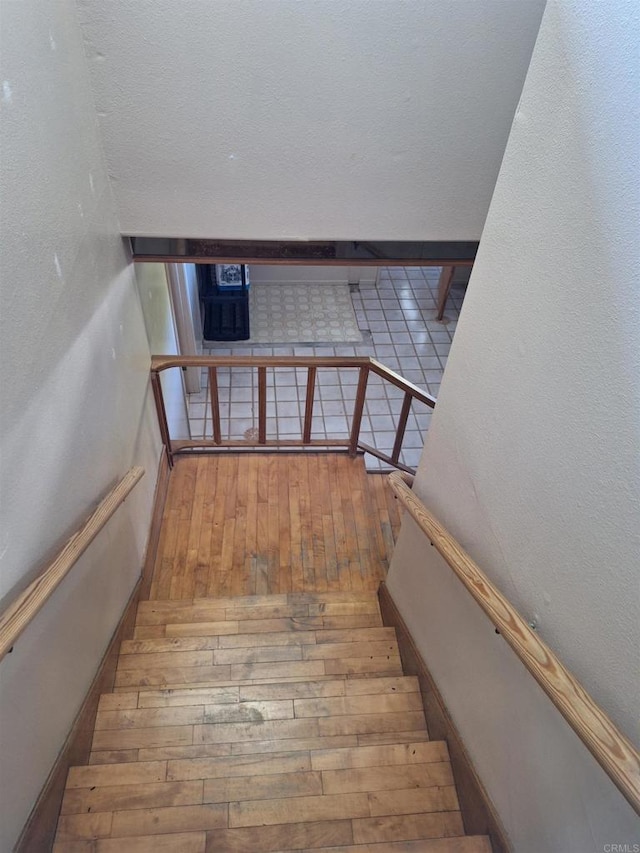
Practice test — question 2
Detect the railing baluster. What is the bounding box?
[436,265,456,321]
[303,366,317,444]
[349,365,369,457]
[151,371,174,466]
[258,366,267,444]
[208,367,222,445]
[391,391,413,464]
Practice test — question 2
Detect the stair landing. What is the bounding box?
[149,454,401,599]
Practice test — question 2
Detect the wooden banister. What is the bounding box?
[150,356,436,410]
[0,467,145,661]
[387,471,640,814]
[150,355,436,474]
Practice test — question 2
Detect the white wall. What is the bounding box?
[182,264,203,353]
[0,4,161,849]
[75,0,545,241]
[168,263,203,394]
[387,1,640,850]
[136,263,191,435]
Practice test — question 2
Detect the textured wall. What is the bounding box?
[136,263,191,433]
[76,0,545,240]
[0,3,161,848]
[387,0,640,849]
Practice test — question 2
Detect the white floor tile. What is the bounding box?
[187,266,464,470]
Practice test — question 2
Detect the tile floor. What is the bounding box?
[187,266,464,470]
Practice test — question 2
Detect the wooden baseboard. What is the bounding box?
[139,447,171,601]
[378,581,511,853]
[15,450,171,852]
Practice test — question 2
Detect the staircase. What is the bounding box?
[53,590,491,851]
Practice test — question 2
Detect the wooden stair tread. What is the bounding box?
[307,838,493,853]
[121,627,398,655]
[91,712,428,753]
[100,675,420,711]
[117,606,403,693]
[136,592,382,625]
[54,825,491,852]
[114,659,404,690]
[90,731,433,764]
[54,592,491,852]
[139,591,383,608]
[134,612,384,639]
[98,675,420,714]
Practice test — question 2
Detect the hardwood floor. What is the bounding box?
[52,455,492,852]
[148,455,401,600]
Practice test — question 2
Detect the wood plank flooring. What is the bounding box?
[149,455,402,599]
[53,456,491,852]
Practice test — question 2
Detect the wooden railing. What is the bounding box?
[150,355,436,473]
[0,467,145,661]
[388,471,640,814]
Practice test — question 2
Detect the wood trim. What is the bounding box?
[15,578,142,853]
[0,467,145,661]
[139,448,171,601]
[387,473,640,814]
[378,581,511,853]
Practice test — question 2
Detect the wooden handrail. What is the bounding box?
[368,359,436,408]
[388,472,640,814]
[151,354,372,370]
[150,355,437,410]
[0,467,145,662]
